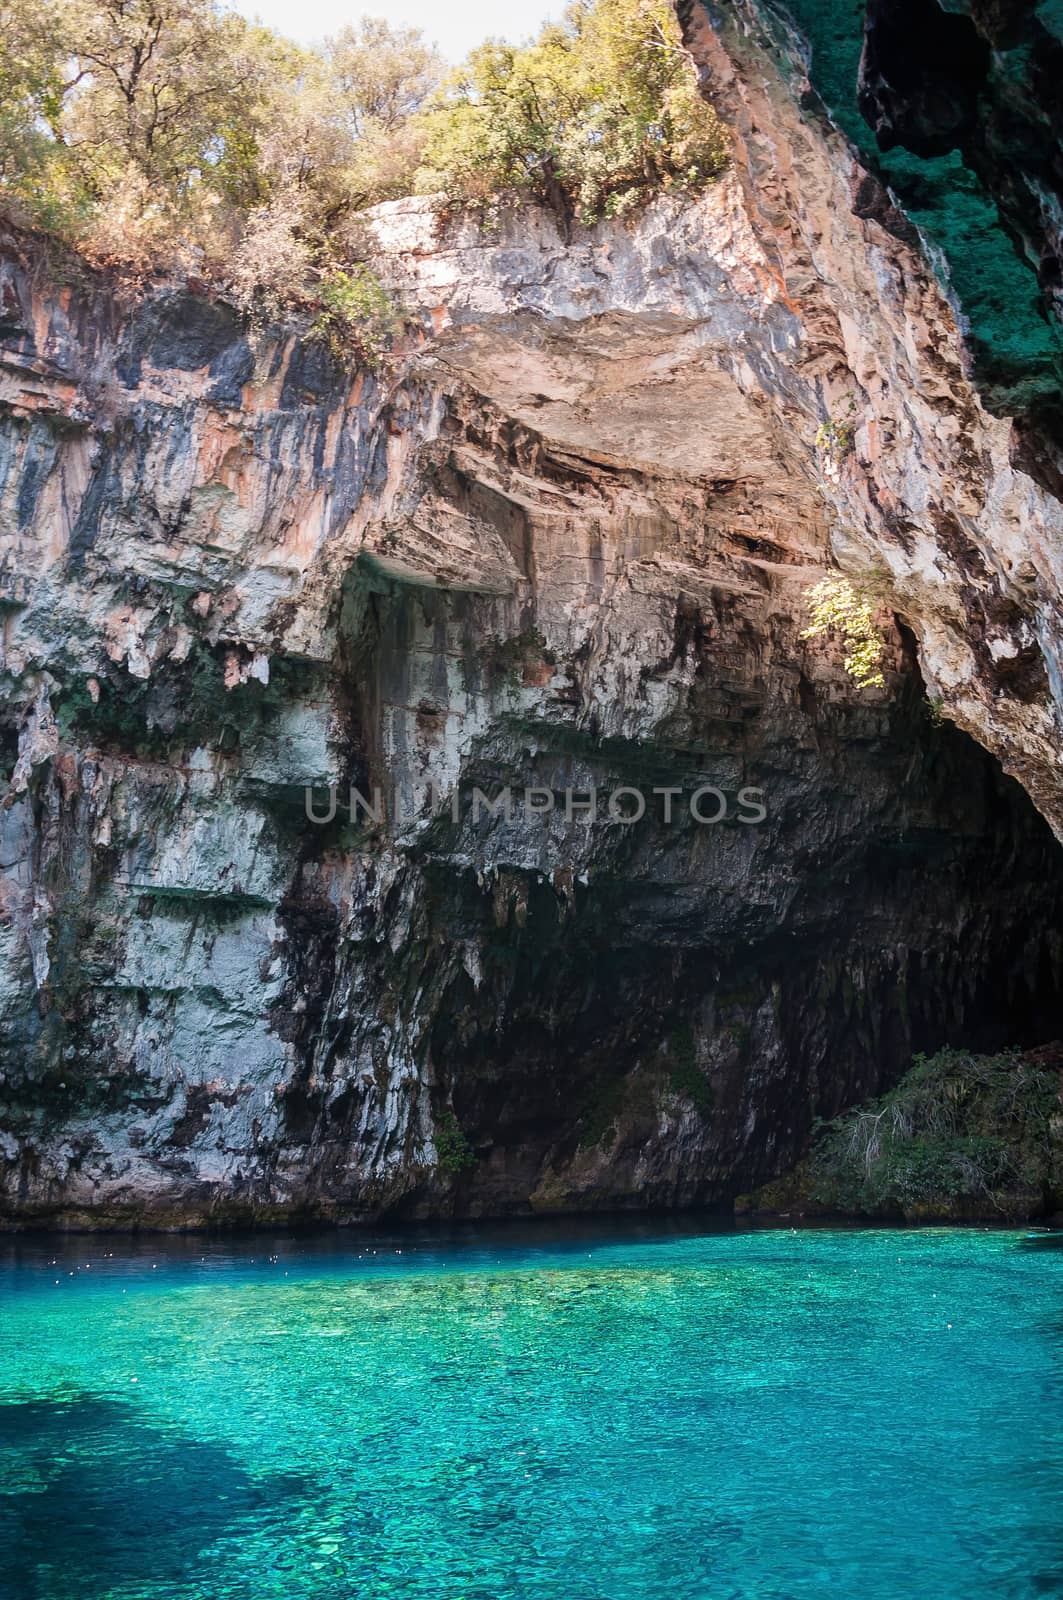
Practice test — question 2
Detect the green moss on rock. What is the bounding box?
[666,1024,713,1113]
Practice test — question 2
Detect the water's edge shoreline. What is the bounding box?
[3,1202,1059,1239]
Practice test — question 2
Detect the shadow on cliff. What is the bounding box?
[0,1393,308,1599]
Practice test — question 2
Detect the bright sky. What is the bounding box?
[230,0,561,61]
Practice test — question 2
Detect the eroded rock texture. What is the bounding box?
[1,1,1062,1227]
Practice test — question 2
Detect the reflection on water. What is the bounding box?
[1,1221,1062,1600]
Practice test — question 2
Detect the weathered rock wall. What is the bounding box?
[684,0,1063,831]
[1,0,1062,1227]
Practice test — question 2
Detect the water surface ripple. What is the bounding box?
[1,1223,1060,1599]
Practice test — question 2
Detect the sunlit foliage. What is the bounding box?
[0,0,726,340]
[415,0,728,221]
[801,573,888,690]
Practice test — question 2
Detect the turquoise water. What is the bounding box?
[1,1223,1062,1599]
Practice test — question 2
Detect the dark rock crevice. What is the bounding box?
[858,0,1063,324]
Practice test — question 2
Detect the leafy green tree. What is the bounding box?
[317,20,443,210]
[0,0,79,226]
[415,0,727,221]
[327,18,442,137]
[0,0,725,340]
[59,0,266,189]
[210,15,439,306]
[0,0,285,266]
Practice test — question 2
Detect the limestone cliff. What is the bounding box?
[1,0,1062,1227]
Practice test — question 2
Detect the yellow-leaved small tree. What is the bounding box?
[801,574,888,690]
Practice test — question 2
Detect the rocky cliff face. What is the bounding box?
[1,1,1062,1228]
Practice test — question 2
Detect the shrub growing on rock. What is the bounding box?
[747,1046,1063,1221]
[801,572,888,690]
[0,0,726,336]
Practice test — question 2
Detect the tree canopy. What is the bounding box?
[416,0,727,221]
[0,0,727,332]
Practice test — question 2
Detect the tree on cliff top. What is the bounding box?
[0,0,725,316]
[0,0,443,273]
[415,0,728,221]
[0,0,275,265]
